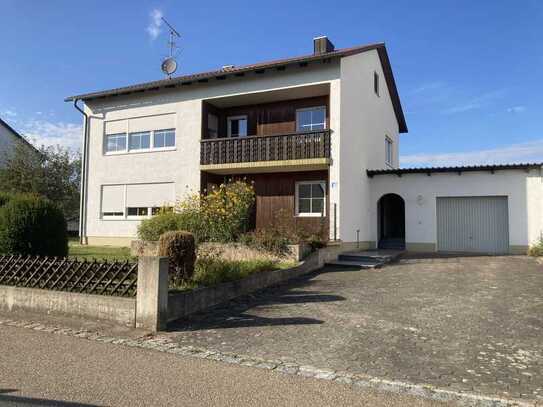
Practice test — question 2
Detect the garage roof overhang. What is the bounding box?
[367,163,543,178]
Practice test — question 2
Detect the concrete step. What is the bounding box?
[325,260,384,269]
[338,254,387,263]
[338,250,404,264]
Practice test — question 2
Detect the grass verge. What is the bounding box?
[68,239,134,262]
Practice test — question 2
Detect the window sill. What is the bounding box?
[104,147,176,156]
[295,213,326,218]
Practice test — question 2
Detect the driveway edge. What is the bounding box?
[0,317,537,407]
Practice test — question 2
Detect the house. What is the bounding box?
[0,116,36,167]
[66,36,543,254]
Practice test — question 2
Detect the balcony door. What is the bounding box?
[227,115,248,137]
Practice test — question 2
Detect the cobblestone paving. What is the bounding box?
[167,256,543,402]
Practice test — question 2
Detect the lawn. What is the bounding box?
[68,239,134,262]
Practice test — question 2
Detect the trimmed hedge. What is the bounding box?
[158,231,196,285]
[0,194,68,256]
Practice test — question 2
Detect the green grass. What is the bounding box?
[68,239,134,262]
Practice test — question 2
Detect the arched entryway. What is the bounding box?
[377,193,405,250]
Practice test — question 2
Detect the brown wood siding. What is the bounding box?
[201,170,329,238]
[202,96,329,139]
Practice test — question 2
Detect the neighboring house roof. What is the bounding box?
[0,116,36,151]
[367,163,543,177]
[65,42,407,133]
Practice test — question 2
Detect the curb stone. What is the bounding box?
[0,317,538,407]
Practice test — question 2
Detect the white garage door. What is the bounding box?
[436,196,509,254]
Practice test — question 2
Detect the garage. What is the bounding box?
[436,196,509,254]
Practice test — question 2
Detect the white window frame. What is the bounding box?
[152,128,176,151]
[104,129,176,156]
[227,115,248,137]
[102,211,125,219]
[104,133,128,155]
[296,106,327,132]
[101,184,126,220]
[374,71,380,97]
[385,136,393,167]
[128,131,152,152]
[295,180,326,217]
[126,206,150,220]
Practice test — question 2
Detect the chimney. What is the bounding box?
[313,36,335,54]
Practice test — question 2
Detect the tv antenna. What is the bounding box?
[160,17,180,78]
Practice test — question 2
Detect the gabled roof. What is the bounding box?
[65,42,407,133]
[0,117,37,151]
[367,163,543,177]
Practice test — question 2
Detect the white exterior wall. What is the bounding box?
[0,121,20,167]
[369,169,543,252]
[83,64,341,242]
[338,50,400,245]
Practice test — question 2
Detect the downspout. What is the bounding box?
[73,99,89,245]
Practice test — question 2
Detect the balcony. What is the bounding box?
[200,130,331,174]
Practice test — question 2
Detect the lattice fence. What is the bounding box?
[0,255,138,297]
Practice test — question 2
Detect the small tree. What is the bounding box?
[0,194,68,256]
[0,143,80,222]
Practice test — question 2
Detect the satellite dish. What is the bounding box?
[161,57,178,77]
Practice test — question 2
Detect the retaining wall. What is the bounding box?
[167,245,342,322]
[0,285,136,326]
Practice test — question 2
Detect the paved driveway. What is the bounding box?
[167,256,543,401]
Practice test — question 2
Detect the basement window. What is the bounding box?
[296,181,326,217]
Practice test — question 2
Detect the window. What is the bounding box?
[296,181,326,217]
[374,72,380,96]
[101,184,125,219]
[129,131,151,151]
[101,183,175,220]
[102,212,123,217]
[296,107,326,132]
[385,137,393,166]
[227,115,248,137]
[127,207,149,217]
[153,129,175,149]
[105,133,127,153]
[208,114,219,138]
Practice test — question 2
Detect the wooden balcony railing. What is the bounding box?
[200,130,331,166]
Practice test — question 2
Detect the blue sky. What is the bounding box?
[1,0,542,167]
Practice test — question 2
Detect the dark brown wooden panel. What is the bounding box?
[201,170,329,239]
[202,96,329,139]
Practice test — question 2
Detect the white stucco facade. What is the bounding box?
[369,169,543,252]
[83,62,346,243]
[76,40,541,254]
[337,50,400,245]
[0,119,23,167]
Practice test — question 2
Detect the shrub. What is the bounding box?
[192,248,276,287]
[0,194,68,256]
[200,180,255,242]
[242,228,291,255]
[158,231,196,285]
[528,235,543,257]
[137,210,181,242]
[137,180,255,244]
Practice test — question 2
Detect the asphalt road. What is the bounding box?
[0,325,448,407]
